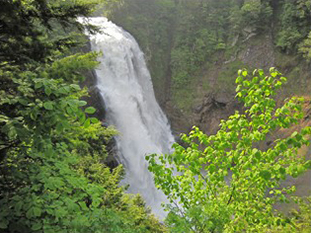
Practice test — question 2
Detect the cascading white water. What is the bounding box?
[87,17,174,218]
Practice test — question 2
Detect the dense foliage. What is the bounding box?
[147,68,311,232]
[0,0,165,232]
[1,1,311,232]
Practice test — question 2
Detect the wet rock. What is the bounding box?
[80,40,119,169]
[194,93,242,135]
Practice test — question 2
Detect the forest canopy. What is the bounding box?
[107,0,311,110]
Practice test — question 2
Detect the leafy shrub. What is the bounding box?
[147,68,311,232]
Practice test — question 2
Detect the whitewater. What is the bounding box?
[87,17,174,218]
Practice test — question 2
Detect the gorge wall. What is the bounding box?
[99,0,311,201]
[106,0,311,136]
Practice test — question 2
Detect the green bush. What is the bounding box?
[147,68,311,232]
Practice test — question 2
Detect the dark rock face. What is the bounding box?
[164,91,242,138]
[162,34,281,137]
[164,102,189,135]
[195,92,242,135]
[193,35,276,135]
[81,41,119,169]
[80,41,106,120]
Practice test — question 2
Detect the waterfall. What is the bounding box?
[87,17,174,218]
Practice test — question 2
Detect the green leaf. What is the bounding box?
[280,77,287,83]
[31,222,42,231]
[243,80,250,87]
[70,84,81,90]
[30,111,37,120]
[252,76,259,83]
[84,118,91,128]
[67,199,80,212]
[78,112,86,124]
[8,127,17,139]
[245,170,251,177]
[236,76,243,84]
[34,82,43,89]
[0,115,8,123]
[274,164,281,170]
[0,219,8,229]
[44,102,54,110]
[254,151,261,160]
[271,72,278,78]
[18,99,28,106]
[26,207,34,218]
[209,164,216,173]
[33,207,41,217]
[56,123,63,133]
[85,107,96,114]
[260,170,271,181]
[54,207,67,218]
[78,100,87,106]
[258,69,264,76]
[14,201,23,213]
[291,131,298,137]
[66,106,73,115]
[58,87,68,94]
[269,67,276,73]
[236,85,242,92]
[45,87,52,96]
[304,160,311,169]
[90,117,99,123]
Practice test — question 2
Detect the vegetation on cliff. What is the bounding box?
[107,0,311,115]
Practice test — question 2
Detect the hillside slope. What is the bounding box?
[106,0,311,135]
